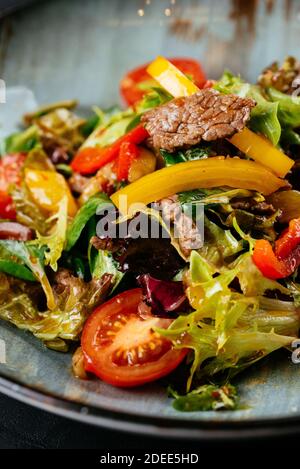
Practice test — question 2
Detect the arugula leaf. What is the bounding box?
[1,125,39,155]
[281,128,300,146]
[169,384,238,412]
[0,259,36,282]
[178,188,254,206]
[160,146,212,167]
[80,114,100,137]
[65,193,111,251]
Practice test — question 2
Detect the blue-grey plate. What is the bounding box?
[1,0,300,439]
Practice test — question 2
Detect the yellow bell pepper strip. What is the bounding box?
[24,169,77,217]
[110,157,287,216]
[229,128,294,178]
[146,56,199,97]
[147,56,294,178]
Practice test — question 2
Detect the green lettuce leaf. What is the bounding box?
[0,125,39,155]
[11,148,54,234]
[213,70,250,97]
[0,242,36,282]
[32,196,68,271]
[80,108,135,150]
[267,87,300,128]
[0,271,111,348]
[0,240,55,309]
[280,128,300,146]
[159,224,299,393]
[179,187,279,241]
[179,188,254,207]
[90,249,123,292]
[65,193,111,251]
[248,86,281,145]
[198,216,244,267]
[135,87,172,114]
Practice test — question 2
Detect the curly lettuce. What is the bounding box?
[0,271,111,350]
[267,87,300,129]
[0,241,55,309]
[32,196,68,271]
[158,224,299,394]
[169,384,238,412]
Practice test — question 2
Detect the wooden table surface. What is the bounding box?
[1,0,300,109]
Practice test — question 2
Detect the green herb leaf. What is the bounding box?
[170,384,238,412]
[65,193,111,252]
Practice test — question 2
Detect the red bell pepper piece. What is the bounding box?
[253,237,300,280]
[71,124,149,175]
[116,141,139,181]
[69,147,107,175]
[275,218,300,259]
[252,239,290,279]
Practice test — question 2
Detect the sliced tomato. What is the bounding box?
[0,153,26,192]
[0,191,16,219]
[120,58,206,106]
[81,288,187,388]
[0,153,26,220]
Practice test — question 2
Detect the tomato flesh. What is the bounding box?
[0,153,26,192]
[120,58,206,106]
[0,153,26,220]
[0,191,16,219]
[81,288,187,387]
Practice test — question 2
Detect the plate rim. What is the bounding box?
[1,374,300,440]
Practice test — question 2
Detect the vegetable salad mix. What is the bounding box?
[1,56,300,412]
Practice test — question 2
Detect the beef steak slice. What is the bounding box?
[141,89,256,152]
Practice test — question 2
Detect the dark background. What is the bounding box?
[0,392,299,450]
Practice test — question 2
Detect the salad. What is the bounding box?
[1,56,300,412]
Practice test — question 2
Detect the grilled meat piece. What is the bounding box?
[141,89,255,152]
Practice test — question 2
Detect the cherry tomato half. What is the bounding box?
[0,153,26,192]
[81,288,187,387]
[120,58,206,106]
[0,153,26,220]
